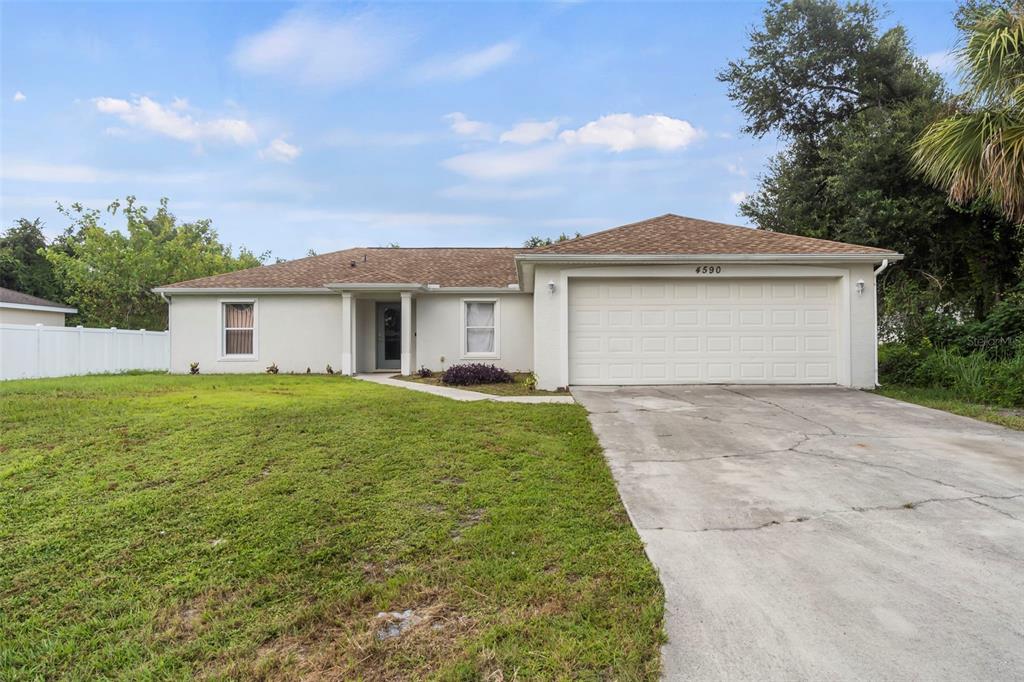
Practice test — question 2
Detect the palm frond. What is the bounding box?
[957,6,1024,105]
[915,4,1024,225]
[914,111,1024,223]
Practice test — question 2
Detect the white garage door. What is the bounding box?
[568,278,839,385]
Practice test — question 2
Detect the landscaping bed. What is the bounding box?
[397,371,569,397]
[0,374,662,679]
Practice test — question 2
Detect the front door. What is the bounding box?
[376,302,402,370]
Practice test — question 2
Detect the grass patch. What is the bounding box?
[0,374,662,679]
[398,372,569,397]
[875,385,1024,431]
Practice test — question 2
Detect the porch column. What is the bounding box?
[341,292,355,375]
[400,291,413,375]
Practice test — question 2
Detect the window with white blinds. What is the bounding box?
[223,302,255,356]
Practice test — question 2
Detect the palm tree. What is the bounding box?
[913,3,1024,225]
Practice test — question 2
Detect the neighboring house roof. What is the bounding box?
[157,214,900,291]
[160,247,522,290]
[528,214,900,256]
[0,286,77,313]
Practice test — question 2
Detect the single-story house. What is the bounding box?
[154,214,902,390]
[0,287,77,326]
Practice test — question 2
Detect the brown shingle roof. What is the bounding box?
[529,214,899,256]
[161,248,521,289]
[0,286,76,311]
[159,214,899,290]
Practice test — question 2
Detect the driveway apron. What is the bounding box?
[573,385,1024,681]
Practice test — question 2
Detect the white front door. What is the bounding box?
[568,277,839,384]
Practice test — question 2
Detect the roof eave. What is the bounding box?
[515,252,903,264]
[153,287,336,295]
[154,283,524,295]
[325,283,425,292]
[0,301,78,314]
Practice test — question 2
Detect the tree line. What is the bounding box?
[0,198,265,330]
[718,0,1023,338]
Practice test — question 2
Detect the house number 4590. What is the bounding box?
[695,265,722,274]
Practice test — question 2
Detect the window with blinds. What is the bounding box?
[223,302,254,356]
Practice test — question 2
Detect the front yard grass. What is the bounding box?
[397,372,569,397]
[0,374,662,679]
[876,385,1024,431]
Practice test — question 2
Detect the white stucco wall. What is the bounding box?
[531,262,882,390]
[168,291,533,375]
[414,293,533,373]
[168,294,343,374]
[0,308,68,326]
[848,262,878,388]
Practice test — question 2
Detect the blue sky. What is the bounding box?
[2,1,960,260]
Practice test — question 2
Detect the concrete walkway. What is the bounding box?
[573,384,1024,681]
[354,373,575,404]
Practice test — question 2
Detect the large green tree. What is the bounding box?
[0,219,63,301]
[719,0,1023,323]
[44,197,266,330]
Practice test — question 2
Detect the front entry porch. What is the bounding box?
[338,289,415,376]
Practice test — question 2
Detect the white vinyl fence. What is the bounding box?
[0,324,169,381]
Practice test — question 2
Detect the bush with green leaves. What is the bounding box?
[880,342,1024,407]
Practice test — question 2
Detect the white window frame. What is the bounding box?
[460,297,500,359]
[218,298,258,361]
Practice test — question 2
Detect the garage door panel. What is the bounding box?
[569,278,838,385]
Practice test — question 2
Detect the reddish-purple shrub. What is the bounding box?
[440,363,513,386]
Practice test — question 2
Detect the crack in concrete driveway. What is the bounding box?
[572,385,1024,681]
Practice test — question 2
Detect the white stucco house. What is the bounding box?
[154,214,902,390]
[0,287,77,326]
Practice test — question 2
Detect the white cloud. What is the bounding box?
[13,91,26,102]
[726,162,747,177]
[536,217,609,230]
[170,96,189,111]
[924,50,956,73]
[285,209,503,227]
[260,138,302,163]
[0,159,209,185]
[232,10,401,87]
[440,184,563,200]
[442,145,566,181]
[414,41,518,82]
[560,113,704,152]
[444,112,493,139]
[2,161,107,184]
[93,96,257,145]
[323,129,434,147]
[729,191,749,205]
[500,119,560,145]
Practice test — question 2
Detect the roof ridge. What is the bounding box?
[362,246,519,251]
[530,214,676,253]
[531,213,897,255]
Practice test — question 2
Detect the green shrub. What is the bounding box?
[920,352,990,402]
[989,355,1024,407]
[878,343,932,385]
[880,343,1024,407]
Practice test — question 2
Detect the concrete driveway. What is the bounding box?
[573,385,1024,681]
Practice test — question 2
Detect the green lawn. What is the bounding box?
[876,385,1024,431]
[0,374,663,680]
[397,372,569,397]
